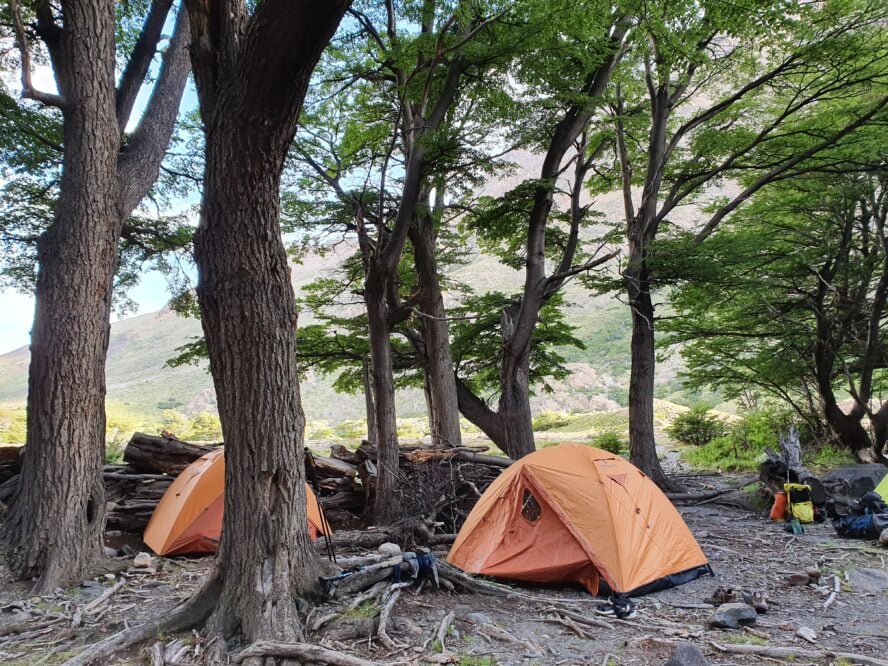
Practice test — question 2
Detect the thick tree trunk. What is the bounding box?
[626,273,676,491]
[195,117,318,641]
[411,221,462,449]
[496,306,536,459]
[364,273,400,524]
[822,400,874,460]
[181,0,349,645]
[814,311,879,461]
[497,366,535,460]
[3,0,120,593]
[869,406,888,463]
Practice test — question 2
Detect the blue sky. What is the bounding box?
[0,270,178,354]
[0,11,200,355]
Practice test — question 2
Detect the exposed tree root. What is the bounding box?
[375,587,403,650]
[665,478,758,503]
[710,641,888,666]
[233,640,384,665]
[61,570,223,666]
[435,610,456,651]
[436,561,510,596]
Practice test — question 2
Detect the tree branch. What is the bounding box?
[8,0,65,108]
[117,5,192,216]
[545,249,621,290]
[455,375,506,446]
[695,95,888,242]
[116,0,175,134]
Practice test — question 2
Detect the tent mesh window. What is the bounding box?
[521,488,541,522]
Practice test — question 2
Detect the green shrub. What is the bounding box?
[396,419,426,439]
[811,442,854,469]
[0,407,27,444]
[682,405,804,472]
[665,404,728,446]
[683,435,763,472]
[184,412,223,441]
[592,431,626,454]
[306,420,335,440]
[532,411,573,431]
[334,420,367,440]
[459,419,480,434]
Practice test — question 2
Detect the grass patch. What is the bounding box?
[341,600,379,620]
[809,443,855,469]
[458,656,497,666]
[720,632,767,646]
[683,436,763,472]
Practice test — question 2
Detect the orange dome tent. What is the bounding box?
[144,449,329,556]
[448,444,710,596]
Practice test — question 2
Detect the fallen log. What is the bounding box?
[710,641,888,666]
[454,451,511,468]
[666,477,758,503]
[308,454,358,478]
[0,445,22,465]
[0,445,23,484]
[123,432,220,475]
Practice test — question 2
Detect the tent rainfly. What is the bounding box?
[143,449,328,556]
[448,444,711,596]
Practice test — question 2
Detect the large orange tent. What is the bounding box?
[144,449,329,556]
[448,444,710,596]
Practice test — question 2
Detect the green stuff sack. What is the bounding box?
[784,483,814,524]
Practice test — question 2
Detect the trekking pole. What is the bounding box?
[305,448,337,564]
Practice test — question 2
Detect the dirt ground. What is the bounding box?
[1,468,887,665]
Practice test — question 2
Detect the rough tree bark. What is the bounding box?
[3,0,190,592]
[409,201,463,450]
[183,0,348,645]
[626,281,675,489]
[363,271,400,523]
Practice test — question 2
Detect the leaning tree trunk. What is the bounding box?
[626,270,677,491]
[411,221,462,449]
[364,271,400,523]
[822,400,876,462]
[194,116,318,642]
[3,0,120,593]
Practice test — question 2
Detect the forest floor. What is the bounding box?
[1,457,886,665]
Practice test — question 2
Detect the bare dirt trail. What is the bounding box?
[1,468,886,665]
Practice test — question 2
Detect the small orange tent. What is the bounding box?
[448,444,709,596]
[143,449,329,556]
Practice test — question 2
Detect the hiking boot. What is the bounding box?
[705,586,741,605]
[596,596,637,620]
[741,589,769,614]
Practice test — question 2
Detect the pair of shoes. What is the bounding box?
[741,589,769,614]
[705,586,741,605]
[596,596,637,619]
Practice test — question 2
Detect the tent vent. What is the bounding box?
[521,489,541,522]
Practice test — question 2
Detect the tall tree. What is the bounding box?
[587,0,888,488]
[454,6,627,459]
[293,0,512,520]
[2,0,190,592]
[181,0,348,644]
[664,171,888,461]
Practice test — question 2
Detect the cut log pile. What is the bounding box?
[0,432,511,536]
